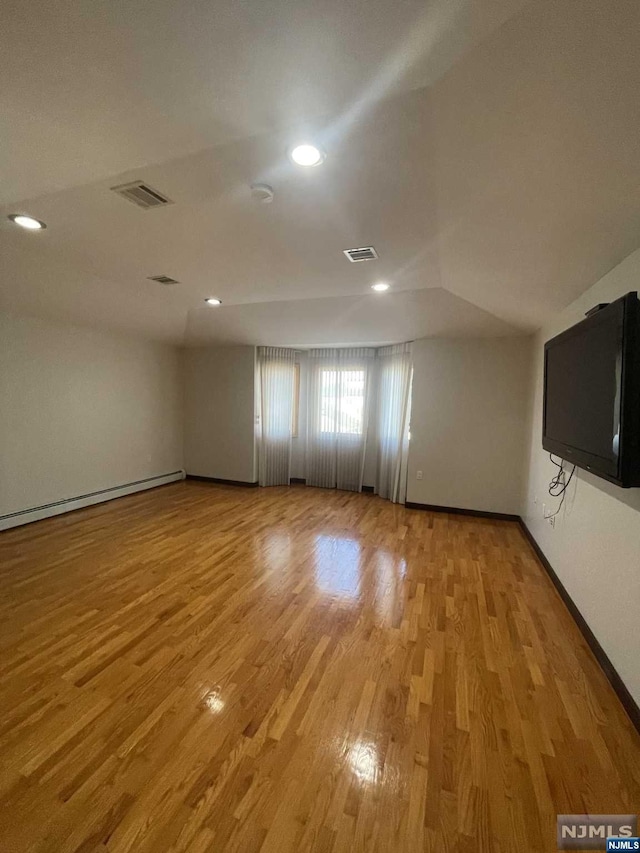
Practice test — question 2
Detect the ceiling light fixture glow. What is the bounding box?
[289,143,325,167]
[205,297,222,306]
[371,282,390,292]
[8,214,46,230]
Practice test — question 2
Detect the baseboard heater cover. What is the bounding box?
[0,470,185,531]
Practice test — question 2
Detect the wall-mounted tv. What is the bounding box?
[543,291,640,487]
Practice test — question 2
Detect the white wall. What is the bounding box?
[183,345,256,483]
[0,313,183,518]
[407,336,532,515]
[523,249,640,706]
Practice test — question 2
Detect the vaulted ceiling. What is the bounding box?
[1,0,639,345]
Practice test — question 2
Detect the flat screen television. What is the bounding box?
[543,291,640,487]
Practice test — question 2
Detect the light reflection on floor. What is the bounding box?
[314,534,362,599]
[348,738,380,784]
[202,687,225,714]
[372,549,407,623]
[262,530,292,571]
[313,533,408,610]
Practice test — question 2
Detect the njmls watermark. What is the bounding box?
[557,815,638,850]
[606,840,640,852]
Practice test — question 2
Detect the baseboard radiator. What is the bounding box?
[0,470,185,531]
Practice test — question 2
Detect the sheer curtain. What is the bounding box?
[257,346,296,486]
[374,342,413,503]
[306,348,375,491]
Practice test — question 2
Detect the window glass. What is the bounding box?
[320,369,365,434]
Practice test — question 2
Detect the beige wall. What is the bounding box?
[0,313,183,518]
[406,336,532,515]
[523,249,640,705]
[183,345,256,483]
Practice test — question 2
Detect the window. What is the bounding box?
[320,369,365,435]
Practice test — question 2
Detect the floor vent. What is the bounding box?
[148,275,179,285]
[111,181,173,210]
[343,246,378,262]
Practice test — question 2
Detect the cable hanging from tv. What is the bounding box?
[544,453,576,520]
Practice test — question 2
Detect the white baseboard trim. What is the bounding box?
[0,470,185,531]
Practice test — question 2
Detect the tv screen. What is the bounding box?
[543,292,640,487]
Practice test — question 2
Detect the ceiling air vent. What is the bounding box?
[111,181,173,210]
[148,275,179,285]
[343,246,378,262]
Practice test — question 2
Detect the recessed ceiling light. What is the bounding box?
[8,214,46,230]
[289,143,325,167]
[371,282,390,292]
[205,297,222,306]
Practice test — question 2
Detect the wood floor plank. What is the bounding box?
[0,481,638,852]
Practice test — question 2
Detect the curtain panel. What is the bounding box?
[257,346,296,486]
[306,348,375,492]
[373,342,413,503]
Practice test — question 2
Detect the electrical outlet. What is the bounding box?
[549,515,556,528]
[416,470,423,480]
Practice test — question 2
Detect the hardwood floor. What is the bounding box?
[0,482,638,852]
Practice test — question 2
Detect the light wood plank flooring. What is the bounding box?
[0,482,638,852]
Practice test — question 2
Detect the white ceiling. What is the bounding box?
[1,0,640,346]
